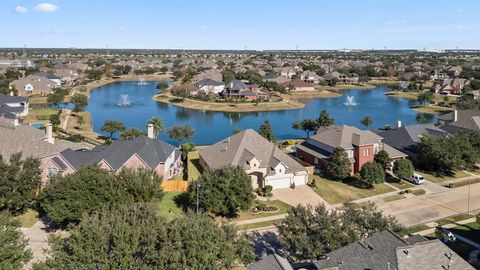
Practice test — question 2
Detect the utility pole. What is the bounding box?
[467,178,471,215]
[196,183,201,213]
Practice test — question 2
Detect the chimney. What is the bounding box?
[45,123,54,144]
[13,118,19,127]
[397,120,402,128]
[9,91,14,96]
[453,110,458,122]
[147,123,155,139]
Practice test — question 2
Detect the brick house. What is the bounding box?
[296,125,406,174]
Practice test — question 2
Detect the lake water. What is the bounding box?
[86,81,435,145]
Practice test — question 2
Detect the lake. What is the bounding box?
[86,81,435,145]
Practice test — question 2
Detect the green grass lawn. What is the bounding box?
[28,96,48,104]
[449,222,480,244]
[387,179,414,190]
[311,175,395,205]
[449,178,480,188]
[410,189,426,196]
[15,209,39,228]
[157,191,185,220]
[187,151,203,181]
[234,200,291,222]
[401,224,431,236]
[236,220,281,231]
[435,214,474,226]
[419,170,470,183]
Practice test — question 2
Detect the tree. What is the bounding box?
[85,69,103,80]
[361,116,373,129]
[156,82,169,90]
[222,69,236,83]
[36,203,253,270]
[0,153,41,214]
[167,125,194,145]
[374,150,390,169]
[76,115,84,129]
[49,113,60,129]
[417,91,434,105]
[292,119,318,138]
[360,162,385,187]
[393,159,414,180]
[0,212,31,270]
[416,113,426,122]
[120,128,144,140]
[187,166,255,217]
[39,166,163,227]
[148,116,165,137]
[180,142,195,161]
[101,120,125,139]
[70,94,88,114]
[258,120,276,142]
[317,110,334,127]
[277,203,402,260]
[327,147,351,180]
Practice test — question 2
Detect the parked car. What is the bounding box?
[410,173,425,185]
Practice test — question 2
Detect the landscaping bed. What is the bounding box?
[235,200,291,221]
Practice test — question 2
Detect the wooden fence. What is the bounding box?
[161,180,189,191]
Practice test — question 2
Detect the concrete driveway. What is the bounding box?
[272,185,331,209]
[21,221,49,269]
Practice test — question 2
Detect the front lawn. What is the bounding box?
[15,209,39,228]
[401,224,431,236]
[386,179,414,190]
[237,220,280,231]
[22,108,59,124]
[187,151,203,181]
[435,214,474,226]
[448,178,480,188]
[157,191,185,220]
[311,175,395,205]
[419,170,469,183]
[234,200,291,222]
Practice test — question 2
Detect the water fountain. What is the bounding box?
[118,94,131,107]
[344,95,358,106]
[138,78,148,85]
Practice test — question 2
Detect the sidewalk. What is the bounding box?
[234,214,287,226]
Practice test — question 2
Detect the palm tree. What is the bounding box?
[361,116,373,129]
[148,117,165,138]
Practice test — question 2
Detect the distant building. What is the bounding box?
[282,79,315,92]
[431,78,469,95]
[194,78,225,95]
[0,93,29,118]
[0,59,35,69]
[9,75,56,96]
[438,109,480,133]
[222,80,267,101]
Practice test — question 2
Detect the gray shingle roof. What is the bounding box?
[60,135,178,171]
[0,94,28,104]
[199,129,306,175]
[309,125,382,150]
[439,110,480,132]
[248,254,294,270]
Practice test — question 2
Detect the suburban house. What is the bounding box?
[278,67,297,78]
[0,119,83,181]
[54,68,79,85]
[299,70,323,84]
[248,254,293,270]
[193,69,223,82]
[448,66,463,77]
[9,75,56,96]
[465,90,480,100]
[296,125,407,174]
[282,79,315,92]
[438,110,480,133]
[375,122,449,162]
[430,70,449,81]
[262,74,290,84]
[194,78,225,95]
[199,129,308,190]
[222,80,267,101]
[431,78,470,95]
[312,230,473,270]
[46,125,182,180]
[0,93,29,118]
[324,71,359,84]
[0,59,35,69]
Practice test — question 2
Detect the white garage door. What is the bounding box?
[266,177,292,189]
[293,175,307,186]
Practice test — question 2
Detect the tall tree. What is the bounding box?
[120,128,144,140]
[317,109,334,127]
[35,203,253,270]
[101,120,125,139]
[187,166,255,217]
[360,162,385,187]
[156,81,169,90]
[417,91,434,105]
[292,119,318,138]
[258,120,276,142]
[0,212,32,270]
[167,125,194,145]
[374,150,390,169]
[0,153,41,214]
[148,116,165,138]
[393,159,414,180]
[327,147,351,180]
[70,94,88,114]
[361,116,373,129]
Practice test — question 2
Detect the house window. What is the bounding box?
[364,149,370,157]
[47,167,58,177]
[314,157,318,164]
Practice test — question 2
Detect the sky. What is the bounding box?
[1,0,479,50]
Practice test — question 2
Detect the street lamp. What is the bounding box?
[467,177,471,215]
[196,183,201,213]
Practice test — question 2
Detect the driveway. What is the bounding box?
[21,221,49,270]
[272,185,331,209]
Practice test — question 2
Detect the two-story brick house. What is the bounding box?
[296,125,406,174]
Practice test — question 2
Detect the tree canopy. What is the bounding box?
[0,153,41,214]
[35,203,253,270]
[167,125,194,145]
[277,203,402,260]
[292,119,318,138]
[40,166,163,227]
[374,150,390,169]
[0,212,32,270]
[187,166,255,217]
[327,147,351,180]
[393,159,414,180]
[120,128,144,140]
[101,120,125,139]
[361,116,373,129]
[417,91,435,105]
[360,162,385,187]
[148,116,165,137]
[70,94,88,113]
[258,120,276,143]
[317,110,335,127]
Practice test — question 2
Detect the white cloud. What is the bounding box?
[15,6,28,14]
[35,3,59,12]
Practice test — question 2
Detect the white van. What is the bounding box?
[410,173,425,185]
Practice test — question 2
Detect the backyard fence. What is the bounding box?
[162,180,189,191]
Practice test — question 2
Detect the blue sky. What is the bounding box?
[1,0,479,50]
